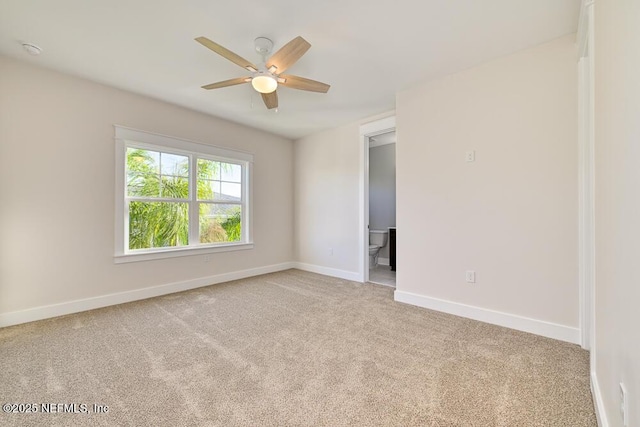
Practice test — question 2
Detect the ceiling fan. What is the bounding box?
[195,35,330,110]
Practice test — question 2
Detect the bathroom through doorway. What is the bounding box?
[359,116,396,286]
[367,130,396,287]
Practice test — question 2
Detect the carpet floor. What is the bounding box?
[0,269,596,426]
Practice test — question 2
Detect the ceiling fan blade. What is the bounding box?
[279,74,330,93]
[202,77,251,90]
[195,37,258,71]
[261,91,278,109]
[266,36,311,74]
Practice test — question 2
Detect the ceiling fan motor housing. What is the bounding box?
[254,37,273,56]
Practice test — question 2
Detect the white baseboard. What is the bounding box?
[292,262,361,282]
[377,257,390,266]
[394,290,581,344]
[0,262,295,328]
[591,371,609,427]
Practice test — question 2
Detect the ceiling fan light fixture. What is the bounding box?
[251,74,277,94]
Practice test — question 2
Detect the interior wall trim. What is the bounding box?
[591,372,609,427]
[394,290,581,344]
[0,262,295,328]
[576,0,594,57]
[292,262,361,282]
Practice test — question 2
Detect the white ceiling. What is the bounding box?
[0,0,580,140]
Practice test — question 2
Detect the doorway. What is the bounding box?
[368,132,396,287]
[359,116,397,285]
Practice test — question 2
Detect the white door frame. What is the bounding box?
[577,0,595,354]
[359,116,397,283]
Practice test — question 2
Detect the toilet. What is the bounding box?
[369,230,389,269]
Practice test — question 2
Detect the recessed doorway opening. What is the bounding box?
[359,116,397,287]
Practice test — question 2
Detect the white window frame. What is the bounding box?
[114,126,253,263]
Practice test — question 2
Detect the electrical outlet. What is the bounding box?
[620,382,628,426]
[465,150,475,162]
[329,247,333,256]
[465,270,476,283]
[204,254,212,263]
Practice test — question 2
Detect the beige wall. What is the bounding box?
[395,35,578,327]
[294,123,361,274]
[0,56,293,316]
[594,0,640,424]
[294,112,393,275]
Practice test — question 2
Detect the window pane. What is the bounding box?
[127,148,160,197]
[160,175,189,199]
[220,182,241,202]
[127,172,160,197]
[197,159,220,181]
[127,148,159,173]
[129,201,189,249]
[199,204,242,243]
[161,153,189,177]
[197,180,220,201]
[221,162,242,183]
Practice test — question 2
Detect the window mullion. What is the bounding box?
[127,196,190,203]
[188,154,199,246]
[242,162,249,242]
[124,199,130,252]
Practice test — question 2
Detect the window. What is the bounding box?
[114,126,253,262]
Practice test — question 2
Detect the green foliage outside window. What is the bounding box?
[126,148,242,250]
[220,210,241,242]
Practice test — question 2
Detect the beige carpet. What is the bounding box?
[0,269,596,426]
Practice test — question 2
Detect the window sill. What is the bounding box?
[114,242,254,264]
